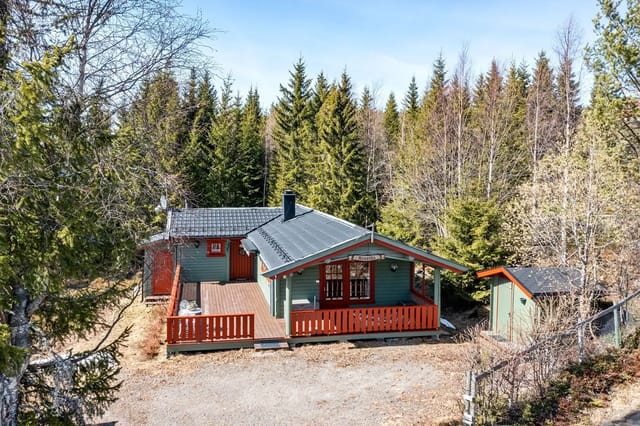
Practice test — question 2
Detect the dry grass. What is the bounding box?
[138,305,166,360]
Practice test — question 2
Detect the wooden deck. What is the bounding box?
[200,281,285,340]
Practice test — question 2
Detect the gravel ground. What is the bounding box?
[97,339,470,426]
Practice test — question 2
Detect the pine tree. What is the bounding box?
[308,72,376,225]
[270,58,314,203]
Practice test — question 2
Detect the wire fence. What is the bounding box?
[462,288,640,425]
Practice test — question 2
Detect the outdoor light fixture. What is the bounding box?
[520,297,527,305]
[390,263,399,272]
[194,241,200,248]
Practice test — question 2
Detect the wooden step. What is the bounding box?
[144,295,170,305]
[254,341,290,351]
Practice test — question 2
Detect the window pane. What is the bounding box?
[325,264,343,300]
[349,262,370,299]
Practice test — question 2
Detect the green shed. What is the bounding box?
[477,266,580,342]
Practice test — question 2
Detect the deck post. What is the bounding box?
[434,267,441,328]
[284,274,292,336]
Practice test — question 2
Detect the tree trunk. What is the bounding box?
[1,286,32,426]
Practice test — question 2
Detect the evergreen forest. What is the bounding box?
[1,0,639,424]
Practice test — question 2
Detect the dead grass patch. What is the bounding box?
[139,305,166,360]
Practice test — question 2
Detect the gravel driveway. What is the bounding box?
[98,339,470,425]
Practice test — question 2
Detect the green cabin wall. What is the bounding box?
[178,239,230,283]
[267,243,416,317]
[491,275,537,341]
[256,256,270,302]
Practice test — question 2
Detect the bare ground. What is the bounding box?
[575,377,640,426]
[84,294,477,426]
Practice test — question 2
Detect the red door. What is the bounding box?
[152,250,173,295]
[230,239,255,280]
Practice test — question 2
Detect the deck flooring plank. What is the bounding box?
[199,281,285,340]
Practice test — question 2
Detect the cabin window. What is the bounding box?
[324,264,344,300]
[206,239,225,257]
[349,261,370,300]
[321,261,374,305]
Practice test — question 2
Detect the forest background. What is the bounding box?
[0,0,639,424]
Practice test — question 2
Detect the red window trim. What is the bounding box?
[319,260,376,306]
[206,239,226,257]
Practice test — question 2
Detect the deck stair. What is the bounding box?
[254,341,290,351]
[144,295,170,305]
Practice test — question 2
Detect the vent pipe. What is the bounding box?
[283,190,296,221]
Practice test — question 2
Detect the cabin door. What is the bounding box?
[151,250,173,295]
[230,239,255,280]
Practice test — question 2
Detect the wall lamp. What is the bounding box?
[390,263,399,272]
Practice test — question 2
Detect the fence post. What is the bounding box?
[462,371,476,425]
[614,306,621,348]
[577,325,585,363]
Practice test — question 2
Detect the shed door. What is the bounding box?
[152,250,173,295]
[496,280,513,340]
[230,239,254,280]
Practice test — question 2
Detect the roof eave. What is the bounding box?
[262,233,373,278]
[477,266,534,299]
[374,234,468,273]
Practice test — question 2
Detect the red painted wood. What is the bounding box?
[230,239,255,280]
[289,305,439,337]
[152,250,174,295]
[166,312,255,343]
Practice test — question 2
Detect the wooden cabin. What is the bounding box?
[142,191,468,353]
[477,266,580,342]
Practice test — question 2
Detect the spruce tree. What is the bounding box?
[182,72,218,206]
[207,77,243,206]
[270,58,314,203]
[403,75,420,118]
[0,44,134,426]
[239,88,266,206]
[308,72,376,225]
[526,51,558,186]
[383,92,400,147]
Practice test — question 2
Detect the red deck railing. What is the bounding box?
[165,264,255,344]
[290,305,438,337]
[166,313,255,344]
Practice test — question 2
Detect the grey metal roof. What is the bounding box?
[247,207,370,272]
[505,267,580,296]
[168,207,282,238]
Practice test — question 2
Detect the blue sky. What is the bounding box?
[182,1,599,107]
